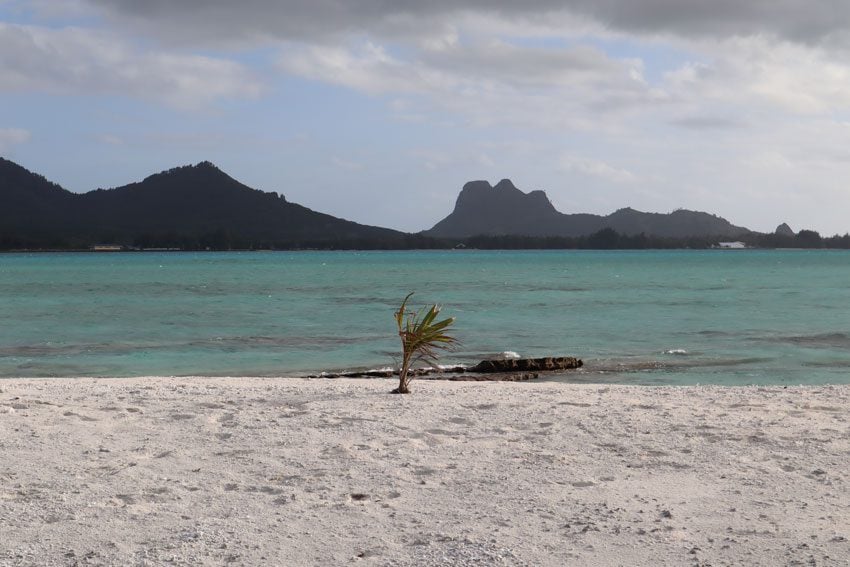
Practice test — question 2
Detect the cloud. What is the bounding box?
[277,39,646,98]
[558,154,637,184]
[664,36,850,115]
[75,1,850,122]
[84,1,850,48]
[0,23,263,107]
[410,147,498,171]
[84,0,477,45]
[556,1,850,47]
[278,39,664,129]
[0,127,30,152]
[419,41,643,90]
[8,0,101,21]
[278,42,427,95]
[670,115,744,130]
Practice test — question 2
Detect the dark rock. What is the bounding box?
[436,372,539,382]
[310,358,579,380]
[467,356,582,373]
[348,370,394,378]
[312,370,387,378]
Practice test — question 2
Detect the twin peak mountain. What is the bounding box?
[423,178,748,239]
[1,158,752,247]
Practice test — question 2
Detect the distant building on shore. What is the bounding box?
[91,245,123,252]
[717,241,746,249]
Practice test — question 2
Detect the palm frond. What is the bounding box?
[393,293,457,393]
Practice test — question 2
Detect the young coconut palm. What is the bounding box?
[393,292,457,394]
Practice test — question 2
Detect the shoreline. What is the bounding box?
[2,377,848,565]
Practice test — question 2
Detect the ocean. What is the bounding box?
[2,250,849,385]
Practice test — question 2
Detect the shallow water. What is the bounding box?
[2,249,849,384]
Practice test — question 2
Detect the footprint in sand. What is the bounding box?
[62,411,98,422]
[169,413,195,421]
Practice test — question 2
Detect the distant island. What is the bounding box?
[0,158,844,250]
[424,178,749,238]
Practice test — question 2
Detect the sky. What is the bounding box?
[2,1,850,235]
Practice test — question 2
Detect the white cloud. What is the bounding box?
[278,42,430,95]
[477,153,495,167]
[279,39,665,130]
[410,146,500,172]
[73,1,850,122]
[278,32,850,132]
[665,36,850,115]
[69,1,850,128]
[558,154,637,184]
[0,23,263,108]
[0,127,31,152]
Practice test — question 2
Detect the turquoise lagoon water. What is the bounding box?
[1,250,849,385]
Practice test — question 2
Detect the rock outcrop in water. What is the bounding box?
[311,356,583,381]
[467,356,583,373]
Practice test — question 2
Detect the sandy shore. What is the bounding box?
[1,378,848,566]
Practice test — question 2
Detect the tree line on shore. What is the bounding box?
[2,227,847,251]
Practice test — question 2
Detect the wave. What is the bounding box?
[582,356,771,374]
[0,342,140,357]
[437,363,468,370]
[802,360,850,369]
[695,330,732,337]
[781,333,850,349]
[0,334,376,358]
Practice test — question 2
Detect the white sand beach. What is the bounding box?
[1,378,848,566]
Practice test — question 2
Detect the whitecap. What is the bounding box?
[665,349,688,355]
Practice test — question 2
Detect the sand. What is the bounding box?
[1,377,848,566]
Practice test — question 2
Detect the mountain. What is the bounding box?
[0,158,79,239]
[424,179,750,239]
[0,159,406,249]
[775,223,795,237]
